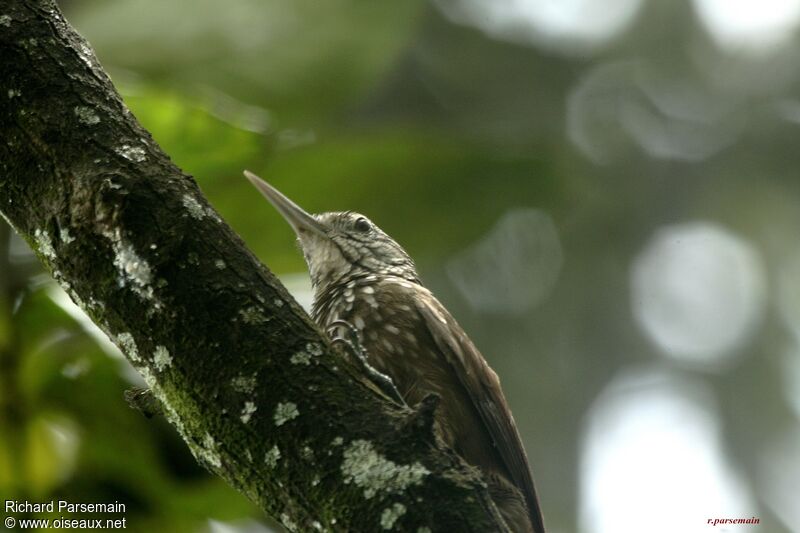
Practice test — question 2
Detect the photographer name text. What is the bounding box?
[6,500,126,514]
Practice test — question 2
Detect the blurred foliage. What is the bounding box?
[2,0,800,531]
[70,0,426,125]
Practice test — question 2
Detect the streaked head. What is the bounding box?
[244,171,419,289]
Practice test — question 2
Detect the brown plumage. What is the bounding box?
[245,171,546,533]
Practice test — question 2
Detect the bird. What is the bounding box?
[244,170,546,533]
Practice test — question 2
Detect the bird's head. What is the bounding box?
[244,171,419,289]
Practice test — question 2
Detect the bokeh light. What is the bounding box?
[631,222,766,365]
[779,345,800,422]
[692,0,800,54]
[435,0,645,53]
[446,209,563,315]
[757,428,800,530]
[777,245,800,340]
[776,248,800,421]
[580,366,756,533]
[567,62,743,163]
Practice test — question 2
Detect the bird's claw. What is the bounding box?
[328,319,407,407]
[328,319,367,359]
[124,387,162,418]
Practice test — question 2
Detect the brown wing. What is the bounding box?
[415,296,546,533]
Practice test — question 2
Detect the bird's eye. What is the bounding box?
[354,217,371,232]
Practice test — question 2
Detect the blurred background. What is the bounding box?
[1,0,799,531]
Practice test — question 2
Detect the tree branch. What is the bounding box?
[0,1,509,531]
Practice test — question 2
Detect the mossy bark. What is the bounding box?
[0,1,510,531]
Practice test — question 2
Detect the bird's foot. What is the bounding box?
[328,319,406,407]
[404,392,440,441]
[124,387,162,418]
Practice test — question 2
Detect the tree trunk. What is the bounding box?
[0,1,509,531]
